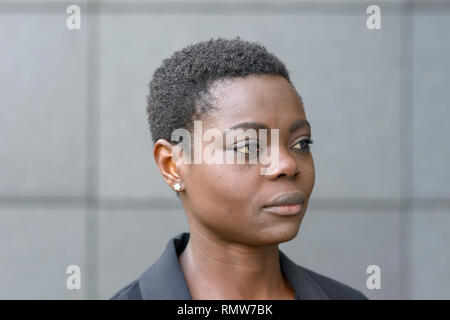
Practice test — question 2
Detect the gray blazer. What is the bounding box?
[110,232,368,300]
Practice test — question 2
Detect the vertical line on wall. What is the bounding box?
[85,1,101,300]
[398,0,414,300]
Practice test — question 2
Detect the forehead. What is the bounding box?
[204,74,306,131]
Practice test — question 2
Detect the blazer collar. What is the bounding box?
[139,232,330,300]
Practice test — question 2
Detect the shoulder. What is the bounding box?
[110,279,142,300]
[300,266,369,300]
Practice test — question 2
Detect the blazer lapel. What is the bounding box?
[139,232,192,299]
[279,249,330,300]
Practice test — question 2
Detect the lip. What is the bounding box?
[262,192,305,216]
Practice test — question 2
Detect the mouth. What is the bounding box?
[262,192,305,216]
[262,204,302,215]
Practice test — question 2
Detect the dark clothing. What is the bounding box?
[111,232,368,300]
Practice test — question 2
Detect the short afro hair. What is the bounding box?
[146,36,294,145]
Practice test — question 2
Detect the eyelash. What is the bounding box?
[233,143,260,155]
[292,138,314,152]
[233,138,314,155]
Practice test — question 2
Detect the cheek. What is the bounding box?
[187,165,259,224]
[304,156,315,195]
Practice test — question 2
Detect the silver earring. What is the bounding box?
[173,182,181,192]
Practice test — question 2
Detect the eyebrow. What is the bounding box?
[289,119,311,133]
[222,119,311,143]
[226,122,269,133]
[225,119,311,134]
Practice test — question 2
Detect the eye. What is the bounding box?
[234,142,261,155]
[291,138,314,152]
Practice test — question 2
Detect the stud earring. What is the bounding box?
[173,182,181,192]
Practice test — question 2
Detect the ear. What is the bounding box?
[153,139,183,191]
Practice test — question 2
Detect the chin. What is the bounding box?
[254,223,302,246]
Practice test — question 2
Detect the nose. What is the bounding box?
[264,146,299,180]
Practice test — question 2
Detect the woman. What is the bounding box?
[111,37,368,300]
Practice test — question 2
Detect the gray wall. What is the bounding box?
[0,0,449,300]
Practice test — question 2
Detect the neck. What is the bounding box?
[178,228,295,300]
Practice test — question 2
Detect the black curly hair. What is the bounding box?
[146,36,297,145]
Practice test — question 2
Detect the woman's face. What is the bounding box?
[178,74,315,246]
